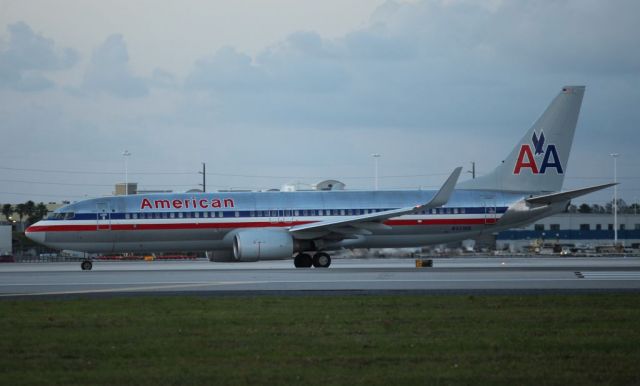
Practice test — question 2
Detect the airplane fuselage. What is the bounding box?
[25,189,560,255]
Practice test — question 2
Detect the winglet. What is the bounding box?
[416,167,462,210]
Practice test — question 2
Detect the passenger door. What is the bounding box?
[481,195,497,225]
[96,202,111,231]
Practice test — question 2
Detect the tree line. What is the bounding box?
[1,201,50,226]
[568,199,640,214]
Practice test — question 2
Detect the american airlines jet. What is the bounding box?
[26,86,613,269]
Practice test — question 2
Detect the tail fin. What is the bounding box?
[457,86,585,193]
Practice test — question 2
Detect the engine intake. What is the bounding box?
[233,229,294,262]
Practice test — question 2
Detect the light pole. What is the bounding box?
[199,162,206,193]
[123,150,132,195]
[610,153,619,245]
[372,154,381,190]
[467,161,476,179]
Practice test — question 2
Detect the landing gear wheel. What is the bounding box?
[81,260,93,271]
[312,252,331,268]
[294,253,313,268]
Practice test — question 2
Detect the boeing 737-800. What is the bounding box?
[26,86,614,269]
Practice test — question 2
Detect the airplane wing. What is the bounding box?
[289,167,462,236]
[525,183,617,205]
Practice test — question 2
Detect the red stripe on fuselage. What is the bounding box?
[26,218,497,233]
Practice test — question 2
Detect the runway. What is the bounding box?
[1,257,640,297]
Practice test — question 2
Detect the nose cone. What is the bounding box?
[25,225,45,244]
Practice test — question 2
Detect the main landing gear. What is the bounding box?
[294,252,331,268]
[81,260,93,271]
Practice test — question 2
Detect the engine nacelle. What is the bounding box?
[233,229,294,262]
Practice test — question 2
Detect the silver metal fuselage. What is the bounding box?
[25,189,562,254]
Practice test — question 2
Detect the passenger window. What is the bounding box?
[125,213,130,219]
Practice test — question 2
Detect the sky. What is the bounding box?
[0,0,638,205]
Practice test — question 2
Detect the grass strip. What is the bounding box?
[1,294,639,385]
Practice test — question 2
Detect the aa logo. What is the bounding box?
[513,131,563,175]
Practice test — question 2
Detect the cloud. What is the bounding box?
[181,0,640,130]
[2,1,639,204]
[0,21,78,91]
[82,34,148,98]
[149,68,178,89]
[186,46,267,92]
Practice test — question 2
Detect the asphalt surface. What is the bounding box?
[1,257,640,298]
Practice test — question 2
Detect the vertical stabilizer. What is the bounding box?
[457,86,585,193]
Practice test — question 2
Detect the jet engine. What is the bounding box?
[232,229,294,262]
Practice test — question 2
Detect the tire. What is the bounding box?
[294,253,313,268]
[81,260,93,271]
[312,252,331,268]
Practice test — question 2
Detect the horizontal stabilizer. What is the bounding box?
[525,183,617,205]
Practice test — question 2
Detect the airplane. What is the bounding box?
[26,86,614,270]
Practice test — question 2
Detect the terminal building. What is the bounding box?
[497,213,640,252]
